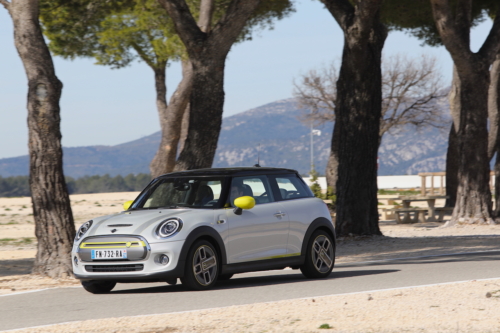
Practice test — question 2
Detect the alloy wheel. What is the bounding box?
[192,245,218,286]
[312,235,334,273]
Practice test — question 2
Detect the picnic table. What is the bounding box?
[398,195,448,223]
[377,195,401,220]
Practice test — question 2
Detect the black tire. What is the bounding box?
[166,278,177,285]
[81,280,116,294]
[300,229,335,279]
[218,273,233,281]
[180,240,219,290]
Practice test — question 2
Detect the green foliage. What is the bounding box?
[0,174,151,197]
[318,323,332,329]
[96,0,183,68]
[0,237,35,246]
[325,186,336,203]
[239,0,295,42]
[65,173,152,194]
[40,0,294,70]
[309,169,323,199]
[0,176,30,197]
[378,189,420,196]
[40,0,181,69]
[308,169,336,205]
[381,0,498,47]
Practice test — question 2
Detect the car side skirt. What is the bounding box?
[221,256,305,275]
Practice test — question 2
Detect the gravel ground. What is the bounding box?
[8,279,500,333]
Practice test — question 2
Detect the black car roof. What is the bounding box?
[159,167,299,178]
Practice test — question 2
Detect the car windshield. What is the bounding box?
[132,177,225,209]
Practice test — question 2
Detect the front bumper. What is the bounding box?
[72,237,186,282]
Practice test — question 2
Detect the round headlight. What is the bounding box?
[156,219,182,238]
[76,220,93,241]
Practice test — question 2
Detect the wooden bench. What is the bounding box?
[434,207,454,221]
[385,208,428,224]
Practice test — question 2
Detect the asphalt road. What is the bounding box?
[1,251,500,331]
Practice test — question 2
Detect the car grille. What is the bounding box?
[80,241,143,249]
[85,264,144,273]
[78,235,150,262]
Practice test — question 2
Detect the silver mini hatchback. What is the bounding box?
[72,167,335,293]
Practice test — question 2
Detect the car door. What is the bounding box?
[225,175,289,264]
[269,174,318,256]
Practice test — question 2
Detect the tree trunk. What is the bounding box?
[430,0,500,226]
[448,69,493,225]
[494,146,500,219]
[488,55,500,161]
[174,57,225,170]
[445,68,461,208]
[334,25,387,236]
[490,55,500,218]
[178,102,190,154]
[445,124,459,207]
[9,0,75,278]
[150,60,193,178]
[325,121,339,191]
[159,0,261,171]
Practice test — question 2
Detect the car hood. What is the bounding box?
[84,208,213,243]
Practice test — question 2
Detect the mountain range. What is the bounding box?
[0,98,451,178]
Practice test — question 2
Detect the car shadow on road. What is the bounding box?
[337,250,500,269]
[109,268,399,294]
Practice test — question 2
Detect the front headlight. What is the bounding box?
[156,218,183,238]
[75,220,93,241]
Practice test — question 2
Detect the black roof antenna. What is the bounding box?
[254,143,261,167]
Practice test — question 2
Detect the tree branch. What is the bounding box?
[0,0,10,11]
[478,6,500,64]
[320,0,354,32]
[130,42,157,69]
[454,0,471,44]
[352,0,384,35]
[430,0,471,65]
[198,0,214,33]
[208,0,260,53]
[157,0,206,57]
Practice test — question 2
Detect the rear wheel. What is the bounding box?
[180,240,219,290]
[300,230,335,279]
[81,280,116,294]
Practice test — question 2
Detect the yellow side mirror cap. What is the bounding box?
[234,196,255,210]
[123,200,134,211]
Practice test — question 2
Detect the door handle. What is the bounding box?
[274,211,286,218]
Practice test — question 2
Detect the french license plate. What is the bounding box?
[91,249,127,259]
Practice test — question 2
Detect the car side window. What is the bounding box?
[272,174,313,201]
[229,176,274,206]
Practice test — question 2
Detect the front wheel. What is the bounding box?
[300,230,335,279]
[180,240,219,290]
[81,280,116,294]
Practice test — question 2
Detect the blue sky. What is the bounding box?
[0,1,493,159]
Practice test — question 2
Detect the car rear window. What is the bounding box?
[272,174,313,200]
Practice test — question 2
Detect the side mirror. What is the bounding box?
[123,200,134,211]
[233,196,255,215]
